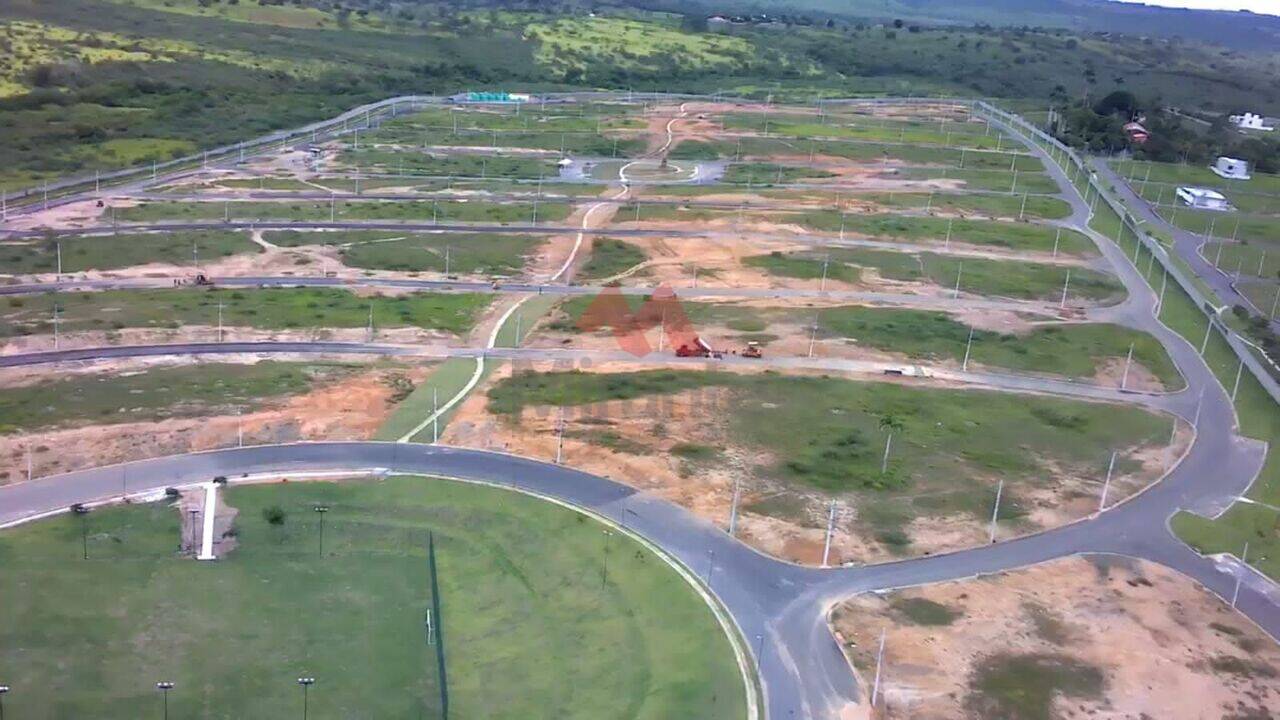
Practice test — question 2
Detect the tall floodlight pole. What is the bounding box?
[314,505,329,558]
[297,678,315,720]
[156,682,174,720]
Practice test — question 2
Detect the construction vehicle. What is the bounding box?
[676,336,718,358]
[883,365,931,378]
[742,341,763,359]
[193,273,214,286]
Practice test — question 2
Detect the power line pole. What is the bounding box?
[1100,451,1117,512]
[989,480,1003,543]
[870,630,886,707]
[727,479,741,536]
[962,327,975,372]
[821,500,837,567]
[1120,342,1134,390]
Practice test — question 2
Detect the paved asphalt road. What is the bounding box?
[2,95,1279,719]
[1094,159,1270,321]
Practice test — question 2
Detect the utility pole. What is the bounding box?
[808,316,818,358]
[1231,542,1249,609]
[728,478,741,536]
[1060,270,1071,309]
[432,387,439,443]
[1120,342,1134,390]
[555,406,565,464]
[1099,451,1117,511]
[217,301,224,342]
[821,501,837,567]
[870,630,886,707]
[1052,228,1060,258]
[989,479,1003,543]
[366,304,374,341]
[962,327,975,372]
[953,262,963,299]
[1232,359,1245,402]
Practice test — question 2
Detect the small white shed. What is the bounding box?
[1211,156,1251,181]
[1176,186,1232,211]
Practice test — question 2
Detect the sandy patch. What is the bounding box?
[0,364,429,484]
[831,556,1280,719]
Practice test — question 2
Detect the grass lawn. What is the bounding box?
[852,192,1072,221]
[375,357,477,442]
[669,136,1044,172]
[1154,207,1280,246]
[338,149,559,179]
[967,653,1104,720]
[1109,158,1280,197]
[1,288,489,338]
[0,231,258,274]
[722,162,836,184]
[116,200,571,225]
[896,167,1060,194]
[817,307,1181,387]
[747,248,1123,303]
[0,476,746,719]
[578,239,648,280]
[0,362,347,434]
[335,233,539,275]
[360,127,646,157]
[487,370,1171,550]
[722,113,1006,150]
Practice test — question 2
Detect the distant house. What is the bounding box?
[1123,122,1150,144]
[1176,186,1232,211]
[1229,112,1275,132]
[1211,156,1252,181]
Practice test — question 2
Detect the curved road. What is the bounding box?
[2,95,1278,719]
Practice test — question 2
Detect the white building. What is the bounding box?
[1176,186,1232,211]
[1229,112,1275,132]
[1211,156,1251,181]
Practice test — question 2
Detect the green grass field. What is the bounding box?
[335,233,539,275]
[746,248,1123,303]
[487,370,1171,551]
[115,200,571,225]
[669,136,1045,172]
[578,239,648,280]
[0,231,258,274]
[1,288,489,338]
[0,476,746,719]
[549,297,1178,387]
[338,149,560,180]
[0,362,350,435]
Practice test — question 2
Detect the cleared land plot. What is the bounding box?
[832,557,1280,720]
[746,248,1122,303]
[0,231,258,274]
[337,149,560,179]
[669,137,1044,172]
[353,128,647,157]
[550,297,1179,387]
[116,200,572,225]
[258,231,540,275]
[485,370,1171,556]
[0,476,745,719]
[0,362,350,432]
[370,106,644,134]
[720,113,1006,150]
[632,198,1071,226]
[0,288,488,337]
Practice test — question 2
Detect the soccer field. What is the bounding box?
[0,476,746,719]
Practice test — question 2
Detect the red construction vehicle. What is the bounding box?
[742,341,763,359]
[676,336,717,358]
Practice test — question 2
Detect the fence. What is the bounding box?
[975,99,1280,406]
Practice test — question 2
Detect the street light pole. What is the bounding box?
[297,677,315,720]
[156,681,174,720]
[314,506,329,558]
[0,684,8,720]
